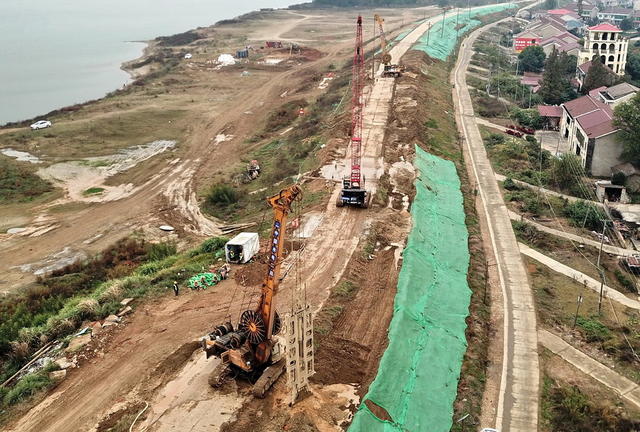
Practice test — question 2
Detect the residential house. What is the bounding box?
[597,7,635,24]
[539,32,582,56]
[597,82,640,106]
[514,30,541,52]
[577,23,629,75]
[521,72,543,93]
[537,104,563,129]
[559,94,622,176]
[513,16,582,53]
[566,1,600,19]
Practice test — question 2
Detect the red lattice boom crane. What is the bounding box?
[336,15,370,209]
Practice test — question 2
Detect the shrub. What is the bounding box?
[200,237,229,253]
[334,281,356,297]
[207,184,238,206]
[612,172,626,186]
[563,200,605,231]
[513,107,543,129]
[503,177,519,191]
[146,241,177,262]
[513,221,540,241]
[615,269,635,293]
[97,282,123,303]
[76,299,99,320]
[576,316,612,342]
[3,371,52,406]
[424,118,438,129]
[484,133,505,147]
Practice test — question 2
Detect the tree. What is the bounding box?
[538,48,576,104]
[560,53,578,76]
[620,17,635,31]
[626,51,640,81]
[582,57,614,93]
[614,94,640,163]
[518,45,546,72]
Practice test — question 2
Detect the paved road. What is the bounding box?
[509,210,635,256]
[539,329,640,408]
[519,242,640,310]
[453,19,540,432]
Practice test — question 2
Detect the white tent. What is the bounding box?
[217,54,236,66]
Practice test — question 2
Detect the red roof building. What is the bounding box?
[559,95,621,176]
[588,23,622,32]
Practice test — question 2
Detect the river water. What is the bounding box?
[0,0,299,125]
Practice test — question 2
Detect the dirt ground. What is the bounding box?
[0,6,428,294]
[2,6,441,432]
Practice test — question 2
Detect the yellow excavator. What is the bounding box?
[375,14,404,78]
[202,184,302,397]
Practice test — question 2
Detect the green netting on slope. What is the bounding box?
[413,3,517,60]
[349,146,471,432]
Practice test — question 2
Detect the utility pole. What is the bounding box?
[597,220,609,315]
[426,21,432,46]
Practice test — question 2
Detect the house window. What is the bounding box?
[601,43,607,50]
[593,42,598,50]
[609,55,615,62]
[609,43,615,52]
[576,128,585,146]
[602,32,608,40]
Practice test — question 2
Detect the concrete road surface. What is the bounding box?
[453,18,540,432]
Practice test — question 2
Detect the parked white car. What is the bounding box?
[184,53,192,59]
[30,120,52,130]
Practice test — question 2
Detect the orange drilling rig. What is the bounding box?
[375,14,404,78]
[202,184,302,397]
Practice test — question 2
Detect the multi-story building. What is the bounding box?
[578,23,629,75]
[596,7,635,24]
[559,95,622,176]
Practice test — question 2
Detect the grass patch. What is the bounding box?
[0,156,53,203]
[83,187,105,196]
[541,373,640,431]
[0,108,187,159]
[334,281,356,297]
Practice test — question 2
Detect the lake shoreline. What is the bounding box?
[0,4,306,129]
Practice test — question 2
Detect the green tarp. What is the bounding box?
[413,3,517,60]
[349,146,471,432]
[187,272,219,289]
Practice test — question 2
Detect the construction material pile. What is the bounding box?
[187,272,220,290]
